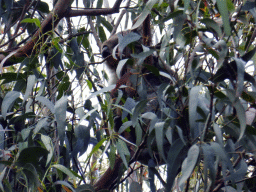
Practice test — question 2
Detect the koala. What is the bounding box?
[101,27,175,167]
[101,29,144,85]
[101,30,173,88]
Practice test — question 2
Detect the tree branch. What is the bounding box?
[67,0,122,17]
[0,0,123,68]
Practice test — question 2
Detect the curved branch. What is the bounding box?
[0,0,123,68]
[93,156,123,191]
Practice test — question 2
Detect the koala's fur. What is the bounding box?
[100,26,179,172]
[101,29,143,85]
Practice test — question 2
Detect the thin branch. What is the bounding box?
[67,0,122,17]
[110,0,131,36]
[0,0,124,67]
[89,17,102,49]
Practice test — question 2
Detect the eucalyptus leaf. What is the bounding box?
[179,144,199,187]
[54,96,68,145]
[216,0,231,35]
[1,91,20,120]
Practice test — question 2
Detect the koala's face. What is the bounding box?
[101,34,119,71]
[101,31,142,71]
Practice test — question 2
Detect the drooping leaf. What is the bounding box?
[226,89,246,141]
[166,139,187,190]
[53,181,76,192]
[118,32,141,59]
[233,58,245,97]
[179,144,199,187]
[41,135,54,166]
[54,96,68,145]
[35,96,54,114]
[16,147,49,167]
[216,0,231,35]
[116,59,128,79]
[131,100,148,125]
[22,163,40,191]
[155,122,166,162]
[118,121,133,134]
[52,164,77,181]
[210,142,234,182]
[135,123,142,146]
[116,139,130,169]
[23,75,36,103]
[213,123,224,147]
[189,86,201,139]
[1,91,20,119]
[74,125,90,156]
[202,143,216,191]
[131,0,159,30]
[201,18,222,37]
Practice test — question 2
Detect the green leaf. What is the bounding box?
[183,0,190,14]
[131,100,148,125]
[100,16,113,32]
[21,18,41,28]
[35,96,55,114]
[176,125,186,145]
[166,139,187,189]
[22,163,40,191]
[233,58,245,97]
[23,75,36,103]
[1,91,20,119]
[210,142,234,181]
[36,1,49,13]
[173,13,186,47]
[87,85,116,99]
[52,164,77,181]
[242,47,256,62]
[41,135,54,166]
[179,144,199,187]
[84,137,107,163]
[216,0,231,35]
[155,122,166,162]
[226,89,246,141]
[135,123,142,146]
[118,121,133,134]
[54,96,67,145]
[98,26,107,43]
[144,64,160,76]
[202,144,216,191]
[116,59,129,79]
[116,139,130,169]
[16,147,49,167]
[201,18,222,37]
[189,86,201,139]
[53,181,76,191]
[118,32,141,59]
[131,0,159,30]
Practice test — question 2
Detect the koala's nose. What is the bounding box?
[102,46,111,58]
